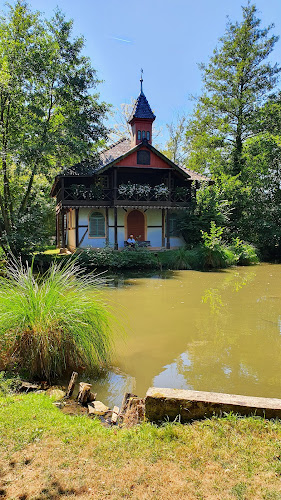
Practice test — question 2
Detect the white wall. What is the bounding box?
[78,207,107,249]
[75,207,185,249]
[146,209,162,248]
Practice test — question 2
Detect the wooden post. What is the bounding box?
[166,209,170,249]
[75,208,79,249]
[168,170,172,201]
[61,209,66,249]
[77,382,92,405]
[113,167,117,202]
[105,207,109,245]
[114,207,118,250]
[66,371,78,398]
[162,208,165,248]
[56,213,60,248]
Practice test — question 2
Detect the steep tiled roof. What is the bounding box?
[99,138,132,168]
[60,138,132,175]
[177,165,210,182]
[61,159,99,176]
[59,138,210,182]
[99,139,210,181]
[128,92,156,122]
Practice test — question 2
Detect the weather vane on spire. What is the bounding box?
[140,68,143,93]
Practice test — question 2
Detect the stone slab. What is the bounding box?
[145,388,281,423]
[88,401,109,416]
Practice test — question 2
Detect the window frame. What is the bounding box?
[137,150,151,165]
[88,211,106,238]
[166,212,180,237]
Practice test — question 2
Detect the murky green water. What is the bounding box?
[90,264,281,408]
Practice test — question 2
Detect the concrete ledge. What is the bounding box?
[145,388,281,423]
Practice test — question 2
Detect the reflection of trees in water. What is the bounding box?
[174,267,281,397]
[201,270,256,315]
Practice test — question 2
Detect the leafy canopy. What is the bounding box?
[0,1,109,254]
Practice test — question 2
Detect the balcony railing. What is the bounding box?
[57,186,191,206]
[58,187,112,203]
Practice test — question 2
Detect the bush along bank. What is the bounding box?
[29,242,258,273]
[26,223,259,272]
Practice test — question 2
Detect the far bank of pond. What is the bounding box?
[88,264,281,408]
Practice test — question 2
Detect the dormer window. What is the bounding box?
[137,130,141,140]
[146,131,150,141]
[142,130,146,139]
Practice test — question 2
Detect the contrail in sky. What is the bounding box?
[110,36,132,43]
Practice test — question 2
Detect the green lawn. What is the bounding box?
[1,393,281,499]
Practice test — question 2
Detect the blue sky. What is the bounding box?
[5,0,281,144]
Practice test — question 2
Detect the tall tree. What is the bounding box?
[161,114,187,165]
[185,2,280,177]
[0,1,108,254]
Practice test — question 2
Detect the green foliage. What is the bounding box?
[185,3,280,177]
[178,180,232,247]
[158,248,192,270]
[0,258,114,381]
[160,115,187,165]
[199,222,236,269]
[0,2,109,255]
[0,372,21,395]
[77,246,159,270]
[230,238,259,266]
[182,4,281,260]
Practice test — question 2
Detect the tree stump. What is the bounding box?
[66,371,78,398]
[77,382,92,405]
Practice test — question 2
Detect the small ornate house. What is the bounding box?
[51,79,208,251]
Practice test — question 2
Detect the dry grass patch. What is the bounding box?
[1,394,281,498]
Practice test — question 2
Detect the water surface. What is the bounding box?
[90,264,281,407]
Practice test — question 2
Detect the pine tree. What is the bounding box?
[186,2,280,177]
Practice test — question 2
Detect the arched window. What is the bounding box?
[146,131,150,141]
[142,130,146,139]
[137,130,141,140]
[89,211,105,237]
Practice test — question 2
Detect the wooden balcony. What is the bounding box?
[57,187,191,209]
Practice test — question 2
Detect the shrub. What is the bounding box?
[77,246,159,270]
[0,372,21,395]
[230,238,259,265]
[0,257,115,381]
[158,248,191,270]
[200,222,238,269]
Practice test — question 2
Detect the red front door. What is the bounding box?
[127,210,145,241]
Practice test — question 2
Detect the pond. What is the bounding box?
[89,264,281,408]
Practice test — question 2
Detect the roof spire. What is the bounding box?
[140,68,143,94]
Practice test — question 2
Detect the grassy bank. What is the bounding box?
[0,392,281,499]
[27,240,259,274]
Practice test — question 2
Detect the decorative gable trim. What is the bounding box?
[97,140,192,179]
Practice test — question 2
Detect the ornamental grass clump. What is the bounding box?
[0,258,115,382]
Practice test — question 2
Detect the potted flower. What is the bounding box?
[70,184,87,199]
[89,183,103,200]
[135,183,151,198]
[118,182,136,198]
[154,183,170,199]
